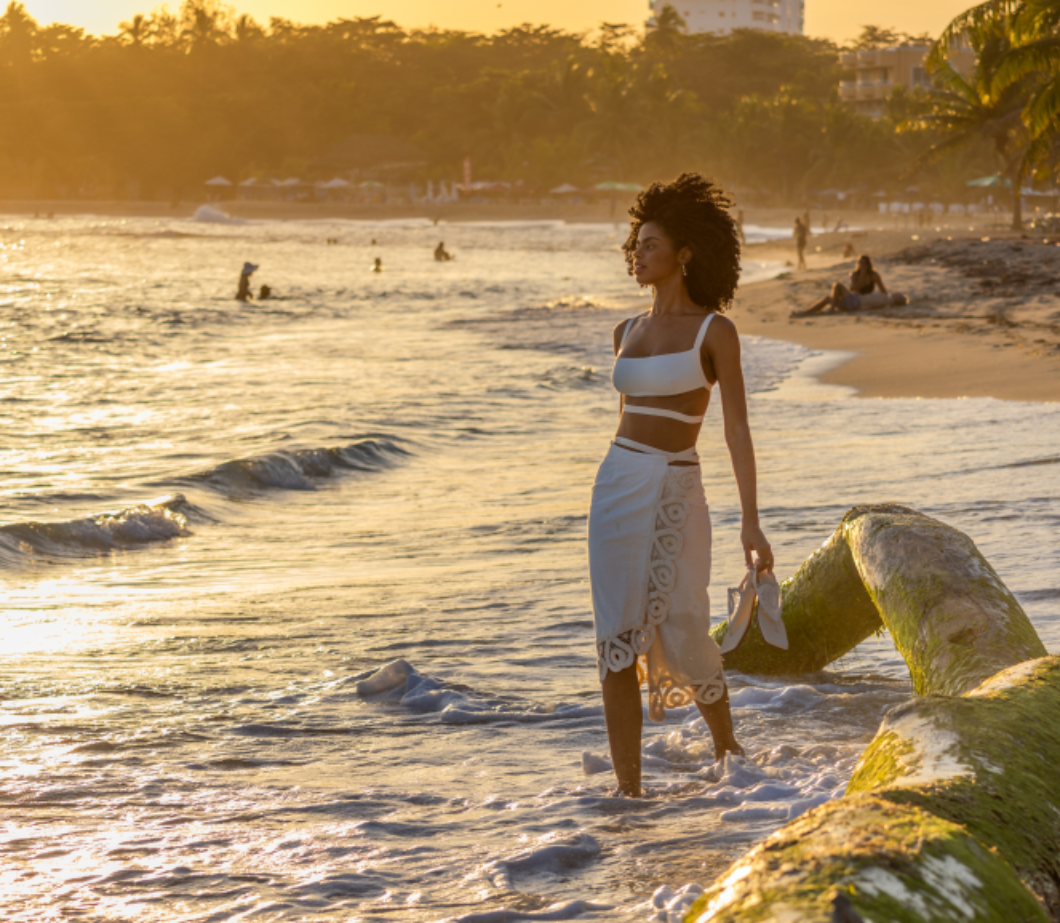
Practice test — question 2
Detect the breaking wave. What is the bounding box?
[181,438,409,495]
[0,494,197,566]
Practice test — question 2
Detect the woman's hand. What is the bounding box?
[741,521,774,572]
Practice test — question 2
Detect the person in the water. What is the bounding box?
[236,262,258,302]
[259,284,272,300]
[434,241,452,262]
[372,257,383,272]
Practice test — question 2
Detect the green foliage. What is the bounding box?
[0,4,955,199]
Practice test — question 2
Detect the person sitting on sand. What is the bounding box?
[236,262,258,302]
[371,257,383,273]
[434,241,453,262]
[792,254,905,317]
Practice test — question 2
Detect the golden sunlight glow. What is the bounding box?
[23,0,982,44]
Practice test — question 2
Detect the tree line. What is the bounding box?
[0,0,1040,208]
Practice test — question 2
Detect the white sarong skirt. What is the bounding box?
[588,441,726,721]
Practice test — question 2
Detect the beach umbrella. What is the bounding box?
[359,180,384,188]
[550,183,579,195]
[966,174,1011,188]
[239,177,259,187]
[204,176,232,186]
[276,177,302,187]
[318,178,350,189]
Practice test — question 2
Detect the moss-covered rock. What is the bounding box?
[849,656,1060,914]
[712,528,883,675]
[686,508,1057,922]
[843,505,1047,696]
[714,504,1046,696]
[684,795,1047,923]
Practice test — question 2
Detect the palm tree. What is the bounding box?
[0,1,37,68]
[984,0,1060,172]
[919,10,1032,229]
[179,0,231,50]
[234,14,263,44]
[645,4,687,58]
[118,13,151,47]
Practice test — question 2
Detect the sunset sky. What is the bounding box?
[22,0,973,45]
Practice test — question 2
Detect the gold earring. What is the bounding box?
[681,264,688,277]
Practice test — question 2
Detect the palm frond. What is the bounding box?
[994,35,1060,89]
[928,0,1020,70]
[1025,74,1060,136]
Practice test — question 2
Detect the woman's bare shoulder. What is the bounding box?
[707,312,738,339]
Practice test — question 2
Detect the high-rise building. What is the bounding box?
[647,0,804,36]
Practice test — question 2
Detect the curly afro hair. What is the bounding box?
[622,173,741,313]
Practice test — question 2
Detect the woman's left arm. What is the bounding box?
[874,271,888,295]
[707,317,773,572]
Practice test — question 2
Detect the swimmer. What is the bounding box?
[236,262,258,302]
[372,257,383,272]
[259,284,272,300]
[434,241,452,262]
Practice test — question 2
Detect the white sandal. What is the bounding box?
[720,568,756,654]
[753,568,788,650]
[719,566,788,653]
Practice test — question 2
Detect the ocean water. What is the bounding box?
[1,214,1058,923]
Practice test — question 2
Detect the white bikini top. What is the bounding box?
[612,313,714,424]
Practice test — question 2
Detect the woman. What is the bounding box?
[792,254,888,317]
[588,174,774,797]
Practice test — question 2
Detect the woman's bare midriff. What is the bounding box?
[615,391,711,465]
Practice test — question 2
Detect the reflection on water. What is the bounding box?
[0,215,1057,921]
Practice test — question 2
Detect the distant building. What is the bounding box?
[839,44,976,118]
[648,0,803,36]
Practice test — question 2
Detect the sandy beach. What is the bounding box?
[736,225,1060,403]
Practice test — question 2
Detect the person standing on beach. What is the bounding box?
[793,217,808,271]
[588,173,775,796]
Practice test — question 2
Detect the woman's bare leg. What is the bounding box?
[601,664,642,796]
[696,686,744,760]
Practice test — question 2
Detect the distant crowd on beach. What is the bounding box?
[234,238,456,300]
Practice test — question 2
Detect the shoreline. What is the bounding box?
[7,199,1056,402]
[736,228,1060,403]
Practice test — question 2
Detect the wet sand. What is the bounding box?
[736,226,1060,403]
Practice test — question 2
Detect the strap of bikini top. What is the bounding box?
[694,313,714,351]
[619,315,642,350]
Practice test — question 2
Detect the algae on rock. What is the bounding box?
[712,504,1046,695]
[685,506,1057,923]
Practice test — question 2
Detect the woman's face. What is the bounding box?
[632,221,687,286]
[857,257,871,273]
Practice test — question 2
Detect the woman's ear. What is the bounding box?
[678,245,693,267]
